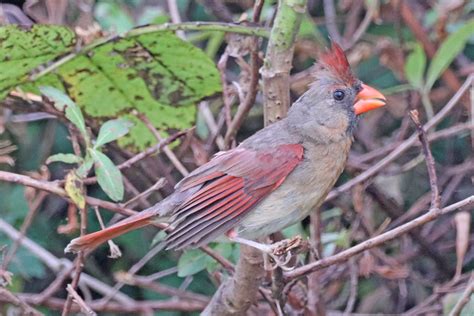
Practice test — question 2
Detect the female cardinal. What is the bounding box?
[65,42,386,257]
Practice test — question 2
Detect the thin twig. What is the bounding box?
[285,195,473,280]
[344,258,358,314]
[1,295,207,313]
[223,0,264,147]
[166,0,185,39]
[448,273,474,316]
[62,197,88,315]
[122,178,166,207]
[93,206,122,259]
[29,22,270,82]
[409,110,441,209]
[323,0,342,43]
[66,284,97,316]
[0,288,44,316]
[0,219,136,305]
[1,191,47,270]
[136,112,189,176]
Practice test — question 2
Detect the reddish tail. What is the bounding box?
[65,211,156,253]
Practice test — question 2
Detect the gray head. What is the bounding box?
[287,42,386,142]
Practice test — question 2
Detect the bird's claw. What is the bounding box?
[263,236,305,271]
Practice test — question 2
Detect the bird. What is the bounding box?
[65,42,386,262]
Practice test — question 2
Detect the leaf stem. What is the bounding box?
[30,22,270,81]
[421,89,434,120]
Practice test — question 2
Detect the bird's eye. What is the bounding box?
[333,90,345,101]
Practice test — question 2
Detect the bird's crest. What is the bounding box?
[315,41,357,86]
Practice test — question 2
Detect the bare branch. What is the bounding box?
[285,195,474,280]
[409,110,441,209]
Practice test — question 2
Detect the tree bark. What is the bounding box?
[203,1,307,314]
[262,0,307,124]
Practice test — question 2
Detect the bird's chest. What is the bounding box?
[237,139,351,238]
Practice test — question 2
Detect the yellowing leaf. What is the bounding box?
[65,171,85,209]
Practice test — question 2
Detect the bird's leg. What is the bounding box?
[227,232,302,271]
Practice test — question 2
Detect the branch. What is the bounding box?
[449,273,474,316]
[0,170,169,224]
[409,110,441,209]
[284,195,474,280]
[65,284,97,316]
[0,219,135,305]
[261,0,307,124]
[0,288,43,316]
[201,245,266,315]
[0,295,206,313]
[30,22,270,82]
[223,0,264,147]
[83,128,190,185]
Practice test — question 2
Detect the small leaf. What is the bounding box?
[95,118,134,148]
[65,102,87,139]
[46,153,83,165]
[90,149,124,201]
[425,19,474,90]
[76,156,94,178]
[404,43,426,89]
[65,171,86,209]
[40,86,88,138]
[151,230,167,247]
[40,86,75,111]
[177,249,211,277]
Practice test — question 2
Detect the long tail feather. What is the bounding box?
[64,211,156,253]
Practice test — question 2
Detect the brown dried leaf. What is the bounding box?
[454,211,471,278]
[57,203,79,235]
[359,251,375,277]
[374,264,410,280]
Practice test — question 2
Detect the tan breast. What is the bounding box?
[237,138,351,239]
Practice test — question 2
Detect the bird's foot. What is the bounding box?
[263,236,303,271]
[228,234,305,271]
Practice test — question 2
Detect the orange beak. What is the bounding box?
[354,84,386,115]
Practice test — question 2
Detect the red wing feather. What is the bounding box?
[165,144,304,249]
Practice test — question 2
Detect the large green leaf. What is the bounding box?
[0,25,76,99]
[0,26,221,150]
[425,19,474,90]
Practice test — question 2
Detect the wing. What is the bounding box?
[164,144,304,250]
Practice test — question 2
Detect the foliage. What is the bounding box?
[0,25,221,150]
[0,0,472,315]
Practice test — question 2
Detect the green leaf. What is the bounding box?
[425,19,474,90]
[95,118,134,148]
[39,86,75,111]
[0,25,221,150]
[65,171,86,209]
[46,153,83,165]
[404,43,426,89]
[177,249,210,277]
[76,156,94,178]
[40,86,88,138]
[90,149,124,201]
[0,25,75,99]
